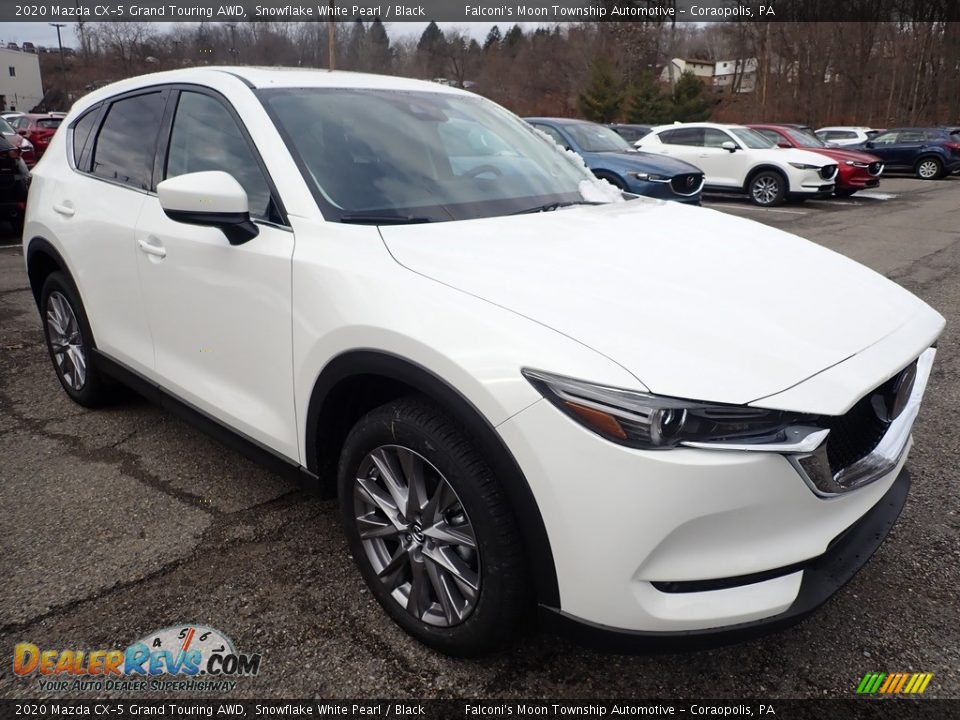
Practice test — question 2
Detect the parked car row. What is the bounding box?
[527,117,958,207]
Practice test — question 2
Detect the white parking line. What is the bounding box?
[707,204,808,216]
[858,192,898,200]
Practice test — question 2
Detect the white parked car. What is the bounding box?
[816,126,885,147]
[637,122,839,206]
[24,68,943,655]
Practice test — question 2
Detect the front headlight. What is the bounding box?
[788,162,819,170]
[631,172,670,182]
[522,369,803,450]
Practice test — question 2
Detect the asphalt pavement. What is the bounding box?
[1,175,958,700]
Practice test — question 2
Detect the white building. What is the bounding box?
[0,48,43,112]
[712,58,758,93]
[660,58,715,86]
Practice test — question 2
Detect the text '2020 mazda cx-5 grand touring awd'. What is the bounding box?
[24,68,944,656]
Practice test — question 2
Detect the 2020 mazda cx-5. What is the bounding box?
[24,68,944,656]
[636,122,839,206]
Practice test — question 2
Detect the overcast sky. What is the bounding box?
[0,21,544,49]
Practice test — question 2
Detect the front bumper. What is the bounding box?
[539,467,909,651]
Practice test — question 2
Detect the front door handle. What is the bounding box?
[137,238,166,259]
[53,203,75,217]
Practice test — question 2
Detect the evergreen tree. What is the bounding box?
[344,19,366,70]
[577,60,624,123]
[671,71,712,122]
[368,18,392,72]
[627,73,672,124]
[417,21,446,77]
[503,24,525,55]
[483,25,501,51]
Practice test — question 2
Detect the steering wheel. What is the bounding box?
[464,164,503,179]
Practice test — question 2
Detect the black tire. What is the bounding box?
[748,170,787,206]
[834,188,858,198]
[39,271,111,407]
[337,395,529,656]
[914,156,943,180]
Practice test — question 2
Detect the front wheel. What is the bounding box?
[748,171,786,206]
[915,157,943,180]
[337,396,529,656]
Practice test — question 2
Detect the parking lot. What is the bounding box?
[1,174,958,699]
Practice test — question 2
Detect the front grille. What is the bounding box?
[824,395,890,475]
[819,164,838,180]
[670,173,702,196]
[868,161,883,176]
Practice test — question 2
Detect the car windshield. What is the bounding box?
[730,127,777,149]
[0,118,13,134]
[566,123,634,153]
[261,88,610,223]
[36,118,62,129]
[784,128,827,148]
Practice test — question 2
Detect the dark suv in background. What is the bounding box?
[0,134,30,229]
[856,127,960,179]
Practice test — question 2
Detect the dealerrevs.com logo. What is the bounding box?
[13,625,261,693]
[857,672,934,695]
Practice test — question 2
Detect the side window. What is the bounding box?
[92,93,165,190]
[703,128,733,147]
[71,107,99,168]
[533,124,570,150]
[873,132,899,145]
[898,130,923,143]
[165,91,273,220]
[661,127,704,146]
[753,129,781,145]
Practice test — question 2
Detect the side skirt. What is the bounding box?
[92,350,324,495]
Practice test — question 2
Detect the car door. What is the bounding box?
[866,131,904,166]
[56,91,166,375]
[654,127,704,167]
[134,88,299,460]
[692,128,749,188]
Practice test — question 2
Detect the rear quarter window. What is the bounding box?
[71,108,99,168]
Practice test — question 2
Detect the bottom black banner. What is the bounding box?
[2,700,959,720]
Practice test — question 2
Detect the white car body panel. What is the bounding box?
[381,199,941,411]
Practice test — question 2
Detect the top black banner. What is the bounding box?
[4,0,960,23]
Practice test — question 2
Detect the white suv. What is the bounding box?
[24,68,943,655]
[637,122,839,205]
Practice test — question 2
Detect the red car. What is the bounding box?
[10,113,63,161]
[749,123,884,197]
[0,116,36,167]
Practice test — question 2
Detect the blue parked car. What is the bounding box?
[854,127,960,179]
[525,117,704,204]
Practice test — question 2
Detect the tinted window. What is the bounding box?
[872,132,898,145]
[753,129,782,145]
[92,93,165,190]
[898,130,924,143]
[165,91,272,220]
[37,118,61,129]
[825,130,856,140]
[704,128,734,147]
[660,127,704,146]
[71,108,99,167]
[533,124,569,149]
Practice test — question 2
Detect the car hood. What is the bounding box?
[802,147,883,164]
[380,200,931,407]
[757,147,837,167]
[584,150,703,175]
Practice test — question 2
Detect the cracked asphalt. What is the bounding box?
[1,176,958,700]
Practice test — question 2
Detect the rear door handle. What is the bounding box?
[53,203,75,217]
[137,238,166,259]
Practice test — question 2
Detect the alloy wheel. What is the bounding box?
[352,445,480,627]
[46,290,86,391]
[752,176,781,205]
[917,160,939,179]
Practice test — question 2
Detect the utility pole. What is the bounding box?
[327,4,336,70]
[49,23,67,106]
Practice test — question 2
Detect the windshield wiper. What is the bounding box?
[510,201,605,215]
[339,213,435,225]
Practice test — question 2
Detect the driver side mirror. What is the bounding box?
[721,140,738,152]
[865,141,875,148]
[157,171,259,246]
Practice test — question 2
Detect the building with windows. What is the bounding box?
[0,48,43,112]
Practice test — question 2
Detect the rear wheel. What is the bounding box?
[915,157,943,180]
[748,170,786,206]
[337,396,529,656]
[39,272,111,407]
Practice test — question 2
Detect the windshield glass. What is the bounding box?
[566,123,633,153]
[262,88,607,223]
[730,127,777,149]
[784,128,827,148]
[0,118,13,135]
